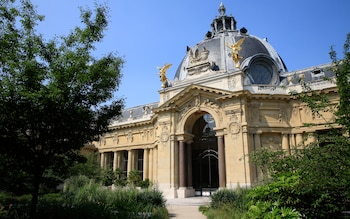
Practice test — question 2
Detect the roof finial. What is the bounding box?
[219,1,226,17]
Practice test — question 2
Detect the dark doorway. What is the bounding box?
[191,113,219,195]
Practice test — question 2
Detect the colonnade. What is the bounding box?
[252,131,315,153]
[99,148,156,181]
[251,131,316,183]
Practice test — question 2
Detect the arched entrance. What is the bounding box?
[191,113,219,196]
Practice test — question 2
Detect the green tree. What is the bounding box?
[250,33,350,218]
[0,0,124,218]
[68,152,102,180]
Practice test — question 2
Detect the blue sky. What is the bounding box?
[31,0,350,108]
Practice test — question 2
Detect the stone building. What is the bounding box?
[95,3,338,198]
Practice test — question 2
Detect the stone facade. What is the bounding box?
[93,3,338,198]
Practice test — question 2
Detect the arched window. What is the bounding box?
[246,56,278,85]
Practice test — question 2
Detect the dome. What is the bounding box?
[173,3,287,86]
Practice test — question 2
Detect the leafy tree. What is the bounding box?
[68,152,102,180]
[250,33,350,218]
[0,0,124,218]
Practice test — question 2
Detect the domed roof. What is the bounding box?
[174,3,287,85]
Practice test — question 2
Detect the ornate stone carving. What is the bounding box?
[228,77,236,89]
[160,125,169,145]
[187,47,215,75]
[280,107,290,122]
[113,134,118,144]
[127,132,133,143]
[229,122,240,134]
[261,134,282,150]
[100,137,106,146]
[203,98,219,111]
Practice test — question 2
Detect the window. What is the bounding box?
[122,151,128,177]
[137,149,144,179]
[311,68,325,81]
[246,56,278,85]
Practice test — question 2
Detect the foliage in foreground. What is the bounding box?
[0,0,124,218]
[201,188,249,219]
[247,33,350,218]
[0,176,168,219]
[201,188,301,219]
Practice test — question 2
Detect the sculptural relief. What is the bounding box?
[127,132,133,143]
[160,125,169,145]
[229,122,240,134]
[186,47,215,75]
[228,77,236,89]
[261,133,281,150]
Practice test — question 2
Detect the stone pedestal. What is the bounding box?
[177,187,195,198]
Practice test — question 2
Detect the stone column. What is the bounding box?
[149,148,153,181]
[222,17,226,30]
[296,133,304,149]
[289,134,296,153]
[117,151,123,169]
[218,136,226,188]
[127,150,133,176]
[174,140,179,188]
[254,132,261,150]
[153,147,158,181]
[143,149,149,180]
[253,132,262,181]
[100,152,105,168]
[186,142,193,187]
[281,133,290,155]
[179,140,186,188]
[113,151,118,171]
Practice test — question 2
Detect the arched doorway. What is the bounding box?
[191,113,219,196]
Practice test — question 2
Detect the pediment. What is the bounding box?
[155,84,233,112]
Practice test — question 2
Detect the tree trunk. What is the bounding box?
[30,171,42,219]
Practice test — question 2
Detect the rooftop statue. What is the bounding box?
[227,37,245,68]
[157,63,172,88]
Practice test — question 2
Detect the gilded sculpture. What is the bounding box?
[227,37,245,68]
[157,63,172,88]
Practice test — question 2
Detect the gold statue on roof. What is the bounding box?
[227,37,245,68]
[157,63,172,88]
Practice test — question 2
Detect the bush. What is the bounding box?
[128,170,142,186]
[0,192,31,219]
[202,188,250,219]
[210,187,249,209]
[204,203,246,219]
[243,200,301,219]
[137,189,166,207]
[0,177,168,219]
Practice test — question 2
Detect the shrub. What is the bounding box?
[0,178,167,219]
[0,192,31,219]
[137,189,166,207]
[205,203,246,219]
[210,187,249,209]
[243,200,301,219]
[101,168,115,186]
[202,188,250,219]
[128,170,142,186]
[114,168,127,186]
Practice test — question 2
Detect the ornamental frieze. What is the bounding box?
[187,47,216,75]
[229,122,241,134]
[160,125,170,145]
